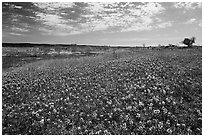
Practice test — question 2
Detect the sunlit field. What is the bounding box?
[2,47,202,135]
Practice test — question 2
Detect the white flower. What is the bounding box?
[77,126,81,130]
[162,89,166,94]
[39,118,44,124]
[167,128,172,134]
[149,103,153,106]
[181,123,186,127]
[139,101,144,106]
[197,110,202,116]
[158,121,163,129]
[93,112,97,118]
[136,113,141,118]
[153,109,160,114]
[166,120,170,125]
[107,100,112,105]
[138,125,143,130]
[162,106,168,114]
[147,88,151,93]
[172,100,176,105]
[126,106,132,110]
[166,97,171,103]
[176,123,180,126]
[53,108,57,113]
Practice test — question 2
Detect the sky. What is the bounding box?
[2,2,202,46]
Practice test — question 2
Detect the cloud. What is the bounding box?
[2,2,41,35]
[86,3,106,13]
[81,2,166,33]
[36,13,67,28]
[198,20,202,27]
[14,5,22,9]
[156,22,172,29]
[183,18,202,27]
[137,2,165,16]
[33,2,75,12]
[38,27,53,33]
[36,12,76,36]
[9,32,23,36]
[185,18,197,24]
[34,2,82,35]
[4,3,23,9]
[11,27,30,32]
[39,27,67,36]
[39,25,80,36]
[102,37,150,42]
[174,2,201,9]
[4,2,172,37]
[121,23,153,32]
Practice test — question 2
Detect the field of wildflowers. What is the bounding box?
[2,48,202,135]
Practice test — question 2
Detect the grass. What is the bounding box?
[2,46,99,71]
[2,47,202,135]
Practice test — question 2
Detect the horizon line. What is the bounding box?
[2,42,202,47]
